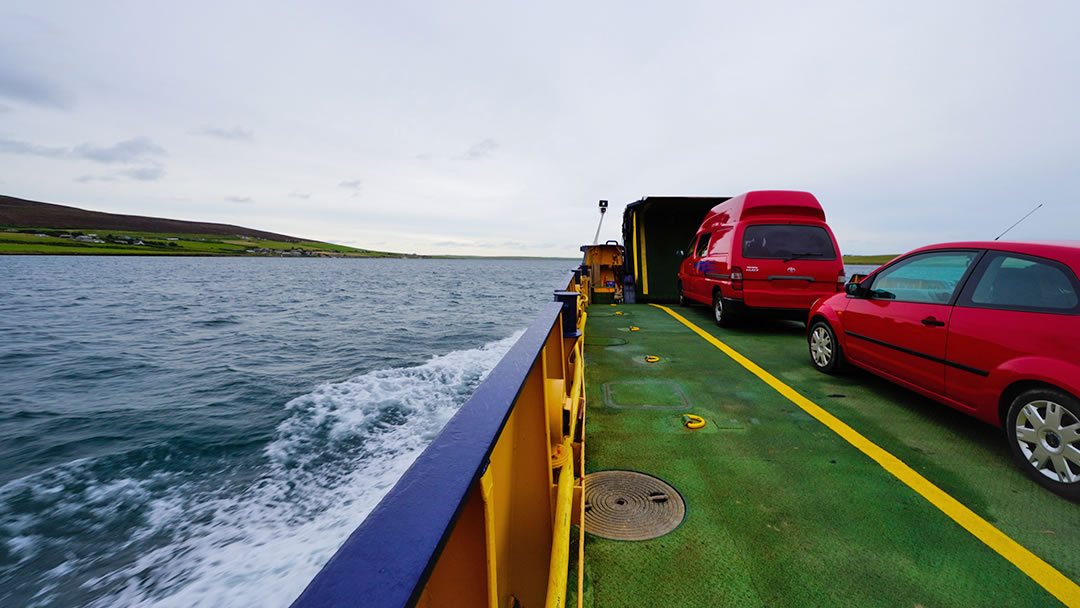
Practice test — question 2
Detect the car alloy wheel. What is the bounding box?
[808,320,843,374]
[810,325,833,368]
[1007,388,1080,499]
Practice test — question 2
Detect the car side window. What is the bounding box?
[867,251,978,304]
[961,252,1079,313]
[695,233,711,257]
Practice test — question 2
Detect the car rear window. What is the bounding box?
[741,225,836,260]
[963,252,1079,313]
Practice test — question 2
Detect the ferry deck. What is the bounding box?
[574,301,1080,607]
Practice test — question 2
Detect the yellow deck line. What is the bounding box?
[650,303,1080,608]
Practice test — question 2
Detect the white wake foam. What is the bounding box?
[6,331,523,608]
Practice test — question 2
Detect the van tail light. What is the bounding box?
[837,272,846,292]
[731,267,743,291]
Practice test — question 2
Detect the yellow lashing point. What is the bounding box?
[644,355,660,363]
[683,414,706,430]
[629,326,640,332]
[545,437,575,608]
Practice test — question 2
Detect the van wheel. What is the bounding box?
[678,283,688,307]
[713,291,735,327]
[808,320,845,374]
[1005,388,1080,500]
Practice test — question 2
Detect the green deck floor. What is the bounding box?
[577,303,1080,608]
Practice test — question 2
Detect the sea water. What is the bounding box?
[0,256,573,607]
[1,257,880,607]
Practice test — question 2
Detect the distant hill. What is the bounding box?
[0,195,306,242]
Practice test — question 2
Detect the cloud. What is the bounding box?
[288,192,310,199]
[0,135,165,164]
[0,103,10,113]
[188,126,254,141]
[121,165,165,181]
[73,164,165,183]
[225,196,252,203]
[433,239,541,249]
[73,137,165,163]
[339,179,363,189]
[463,138,498,160]
[0,63,74,109]
[0,137,67,158]
[73,174,116,183]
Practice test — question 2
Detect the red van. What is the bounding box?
[677,191,845,325]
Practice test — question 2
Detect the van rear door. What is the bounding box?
[737,223,841,310]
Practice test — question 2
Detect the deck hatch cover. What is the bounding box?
[583,470,686,541]
[602,381,691,410]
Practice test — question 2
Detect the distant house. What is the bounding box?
[166,237,179,241]
[74,235,93,242]
[34,233,48,237]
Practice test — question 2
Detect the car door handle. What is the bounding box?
[921,317,945,327]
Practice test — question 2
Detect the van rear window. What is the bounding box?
[741,225,836,260]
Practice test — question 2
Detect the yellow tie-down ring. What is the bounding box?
[683,414,706,430]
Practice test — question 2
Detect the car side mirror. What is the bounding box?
[676,250,687,258]
[845,282,864,297]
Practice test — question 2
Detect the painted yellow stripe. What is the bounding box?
[650,303,1080,608]
[639,214,649,295]
[631,213,640,287]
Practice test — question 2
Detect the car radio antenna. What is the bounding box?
[994,203,1042,241]
[592,199,609,244]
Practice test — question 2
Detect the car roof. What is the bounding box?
[906,240,1080,267]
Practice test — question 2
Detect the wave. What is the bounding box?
[0,331,523,608]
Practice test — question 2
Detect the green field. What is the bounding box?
[842,254,896,265]
[0,228,403,257]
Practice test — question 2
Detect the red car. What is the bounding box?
[807,241,1080,499]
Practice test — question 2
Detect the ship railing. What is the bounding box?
[292,269,587,608]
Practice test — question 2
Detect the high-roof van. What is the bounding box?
[677,190,845,325]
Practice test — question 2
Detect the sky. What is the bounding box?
[1,1,1078,257]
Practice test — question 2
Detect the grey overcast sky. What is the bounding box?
[1,1,1078,257]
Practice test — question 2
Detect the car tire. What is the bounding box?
[678,283,688,307]
[808,320,845,374]
[713,290,735,327]
[1005,388,1080,500]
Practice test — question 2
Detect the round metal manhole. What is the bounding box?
[583,470,686,541]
